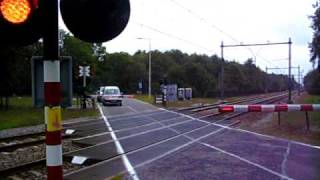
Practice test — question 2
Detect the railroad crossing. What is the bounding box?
[62,97,320,180]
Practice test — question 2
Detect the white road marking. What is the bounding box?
[111,116,189,133]
[107,109,163,119]
[97,104,139,180]
[167,108,320,150]
[125,105,139,113]
[132,127,228,169]
[152,110,293,179]
[94,102,318,179]
[201,142,293,180]
[281,142,291,178]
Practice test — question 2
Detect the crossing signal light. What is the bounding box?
[0,0,130,46]
[0,0,42,46]
[1,0,31,24]
[60,0,130,43]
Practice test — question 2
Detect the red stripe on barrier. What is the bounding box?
[275,105,288,112]
[301,104,313,111]
[46,131,62,145]
[47,166,63,180]
[45,82,61,105]
[219,105,234,113]
[248,105,261,112]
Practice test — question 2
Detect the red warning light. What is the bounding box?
[0,0,31,24]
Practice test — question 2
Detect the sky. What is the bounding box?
[60,0,317,78]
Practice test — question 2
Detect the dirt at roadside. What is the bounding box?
[232,94,320,146]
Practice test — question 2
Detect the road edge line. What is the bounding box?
[97,104,139,180]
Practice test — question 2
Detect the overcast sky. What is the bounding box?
[60,0,316,77]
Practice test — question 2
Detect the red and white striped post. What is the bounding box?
[44,61,63,179]
[43,0,62,179]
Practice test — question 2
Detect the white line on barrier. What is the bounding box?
[97,104,139,180]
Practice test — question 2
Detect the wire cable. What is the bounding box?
[168,0,279,67]
[134,22,214,52]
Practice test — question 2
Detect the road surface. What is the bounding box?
[65,98,320,180]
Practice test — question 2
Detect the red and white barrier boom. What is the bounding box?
[219,104,320,113]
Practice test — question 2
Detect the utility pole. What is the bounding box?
[265,67,268,93]
[220,41,224,101]
[43,0,63,179]
[137,37,152,98]
[220,39,292,101]
[298,66,301,96]
[148,40,152,98]
[288,38,292,103]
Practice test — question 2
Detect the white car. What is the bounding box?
[101,86,123,106]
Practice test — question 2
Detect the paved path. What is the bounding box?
[65,98,320,180]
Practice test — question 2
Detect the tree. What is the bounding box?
[0,42,42,109]
[310,0,320,69]
[60,32,97,93]
[304,69,320,94]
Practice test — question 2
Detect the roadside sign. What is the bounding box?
[79,65,90,77]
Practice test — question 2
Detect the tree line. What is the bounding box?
[306,0,320,95]
[0,32,293,101]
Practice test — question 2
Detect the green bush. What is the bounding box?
[304,70,320,95]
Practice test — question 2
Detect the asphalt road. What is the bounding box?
[65,98,320,180]
[102,98,159,117]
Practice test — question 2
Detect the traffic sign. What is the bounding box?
[79,66,90,77]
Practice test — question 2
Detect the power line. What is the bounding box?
[169,0,239,43]
[134,22,214,52]
[168,0,278,67]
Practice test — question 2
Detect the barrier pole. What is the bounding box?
[305,111,310,131]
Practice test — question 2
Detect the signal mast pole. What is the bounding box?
[220,38,292,103]
[43,0,63,179]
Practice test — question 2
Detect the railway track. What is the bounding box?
[176,92,288,115]
[180,92,292,126]
[173,93,286,113]
[183,91,288,120]
[0,119,104,179]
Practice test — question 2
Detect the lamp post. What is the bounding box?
[137,37,152,98]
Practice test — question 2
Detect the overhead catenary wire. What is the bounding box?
[134,22,214,52]
[169,0,239,43]
[168,0,279,67]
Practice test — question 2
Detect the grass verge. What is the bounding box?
[134,94,218,108]
[165,98,217,108]
[0,97,99,131]
[238,93,320,146]
[134,94,155,104]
